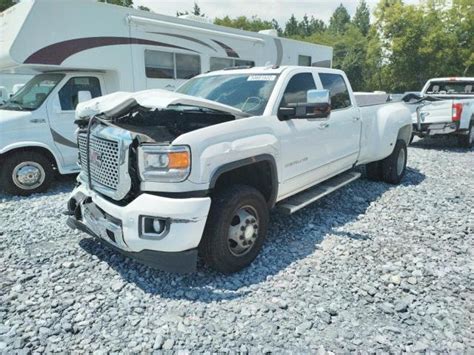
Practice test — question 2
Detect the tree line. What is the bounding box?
[1,0,472,92]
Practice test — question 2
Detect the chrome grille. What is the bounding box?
[77,133,120,190]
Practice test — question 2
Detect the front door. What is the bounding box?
[276,72,336,197]
[47,75,103,171]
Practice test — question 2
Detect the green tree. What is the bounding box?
[353,0,370,36]
[284,14,299,37]
[328,4,351,34]
[177,2,204,17]
[137,5,151,12]
[98,0,134,7]
[214,15,277,32]
[0,0,15,12]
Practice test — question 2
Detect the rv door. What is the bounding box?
[46,75,104,171]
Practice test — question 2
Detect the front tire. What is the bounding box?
[381,139,408,184]
[200,185,269,274]
[0,151,54,196]
[459,121,473,148]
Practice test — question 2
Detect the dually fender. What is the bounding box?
[359,103,412,164]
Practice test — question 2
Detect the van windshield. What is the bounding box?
[0,73,65,111]
[176,74,279,115]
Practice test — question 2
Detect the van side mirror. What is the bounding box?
[278,89,331,120]
[78,90,92,104]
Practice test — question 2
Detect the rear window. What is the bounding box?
[426,81,474,95]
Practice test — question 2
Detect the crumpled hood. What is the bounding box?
[76,89,249,119]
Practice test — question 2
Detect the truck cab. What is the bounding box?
[0,72,106,194]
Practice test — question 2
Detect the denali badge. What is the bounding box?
[90,150,102,168]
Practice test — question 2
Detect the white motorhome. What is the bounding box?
[0,0,333,195]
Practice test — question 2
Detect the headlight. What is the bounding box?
[138,145,191,182]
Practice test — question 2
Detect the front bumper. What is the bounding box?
[67,184,212,273]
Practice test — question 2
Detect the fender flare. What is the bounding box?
[209,154,279,207]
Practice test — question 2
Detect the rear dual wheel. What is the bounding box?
[366,139,407,185]
[459,121,474,148]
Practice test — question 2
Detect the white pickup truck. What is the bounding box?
[66,66,412,273]
[411,77,474,147]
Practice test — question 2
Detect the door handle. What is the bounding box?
[353,116,360,121]
[319,122,330,129]
[165,85,175,90]
[30,118,46,124]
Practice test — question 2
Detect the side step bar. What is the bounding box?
[276,171,361,215]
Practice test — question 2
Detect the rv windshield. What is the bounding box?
[1,73,65,111]
[176,74,279,115]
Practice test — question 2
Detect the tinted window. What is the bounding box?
[235,59,255,67]
[176,53,201,79]
[210,57,233,71]
[145,50,174,79]
[58,77,101,111]
[280,73,316,107]
[426,81,474,95]
[298,55,312,66]
[319,73,351,109]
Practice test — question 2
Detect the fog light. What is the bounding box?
[140,216,169,239]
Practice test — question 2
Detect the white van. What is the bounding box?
[0,0,333,195]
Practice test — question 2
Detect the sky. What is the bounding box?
[133,0,421,27]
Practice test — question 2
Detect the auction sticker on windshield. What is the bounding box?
[247,75,277,81]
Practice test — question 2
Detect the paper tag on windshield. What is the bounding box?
[247,75,276,81]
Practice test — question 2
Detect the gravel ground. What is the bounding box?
[1,136,473,353]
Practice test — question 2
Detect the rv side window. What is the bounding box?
[145,50,174,79]
[235,59,255,67]
[176,54,201,79]
[298,55,312,67]
[210,57,233,71]
[58,77,102,111]
[319,73,351,110]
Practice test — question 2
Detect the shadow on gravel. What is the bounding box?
[79,168,426,303]
[410,135,473,153]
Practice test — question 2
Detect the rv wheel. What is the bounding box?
[1,151,54,196]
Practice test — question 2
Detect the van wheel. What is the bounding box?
[0,151,54,196]
[380,139,407,185]
[459,121,473,148]
[200,184,269,274]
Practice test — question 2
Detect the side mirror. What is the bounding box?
[77,90,92,104]
[278,89,331,120]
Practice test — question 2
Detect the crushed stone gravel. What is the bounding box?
[0,136,473,353]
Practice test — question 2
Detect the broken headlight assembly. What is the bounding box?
[138,145,191,182]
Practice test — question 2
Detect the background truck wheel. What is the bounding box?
[380,139,407,184]
[459,121,473,148]
[200,184,269,274]
[0,151,54,196]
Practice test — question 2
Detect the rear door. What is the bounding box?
[46,75,103,171]
[316,72,361,170]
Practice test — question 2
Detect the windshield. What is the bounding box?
[176,74,278,115]
[426,81,474,95]
[0,73,65,111]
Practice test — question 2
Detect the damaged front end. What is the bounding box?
[74,93,241,202]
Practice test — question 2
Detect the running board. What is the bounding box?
[276,171,361,215]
